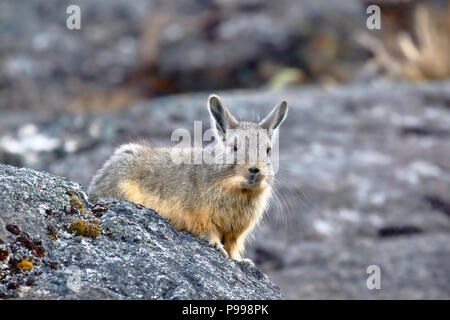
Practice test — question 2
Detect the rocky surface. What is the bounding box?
[0,164,283,299]
[1,80,450,299]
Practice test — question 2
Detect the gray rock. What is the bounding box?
[0,164,283,299]
[1,81,450,299]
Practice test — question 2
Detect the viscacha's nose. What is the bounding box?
[248,167,260,174]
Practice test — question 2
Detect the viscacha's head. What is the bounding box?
[208,94,288,193]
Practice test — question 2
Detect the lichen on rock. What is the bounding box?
[0,163,283,299]
[16,259,33,271]
[68,219,101,238]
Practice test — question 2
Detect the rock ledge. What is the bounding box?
[0,164,283,299]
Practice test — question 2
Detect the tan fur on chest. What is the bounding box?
[118,179,268,259]
[213,179,268,234]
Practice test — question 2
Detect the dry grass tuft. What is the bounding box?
[358,4,450,80]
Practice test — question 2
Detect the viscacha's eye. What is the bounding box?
[266,147,272,156]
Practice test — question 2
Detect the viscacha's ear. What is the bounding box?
[259,101,288,135]
[208,94,238,139]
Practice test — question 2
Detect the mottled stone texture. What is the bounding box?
[1,81,450,298]
[0,164,284,299]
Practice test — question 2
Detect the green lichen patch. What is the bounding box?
[68,219,101,238]
[66,190,90,215]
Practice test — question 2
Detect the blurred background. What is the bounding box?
[0,0,449,299]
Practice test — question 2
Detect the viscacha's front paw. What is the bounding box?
[208,240,229,258]
[238,258,255,267]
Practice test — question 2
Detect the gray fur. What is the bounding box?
[89,96,288,204]
[259,100,288,135]
[88,94,288,260]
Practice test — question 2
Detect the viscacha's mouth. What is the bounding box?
[241,174,264,189]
